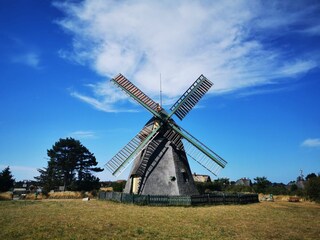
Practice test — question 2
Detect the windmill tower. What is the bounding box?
[105,74,227,195]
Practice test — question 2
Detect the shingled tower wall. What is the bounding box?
[123,119,199,196]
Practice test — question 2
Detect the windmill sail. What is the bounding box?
[134,138,164,177]
[111,74,161,117]
[170,123,227,175]
[163,128,183,149]
[182,140,225,176]
[169,74,213,120]
[106,73,227,195]
[105,124,161,176]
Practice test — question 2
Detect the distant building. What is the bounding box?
[193,173,211,182]
[13,188,27,194]
[235,178,252,186]
[12,188,27,199]
[296,174,305,189]
[296,180,305,189]
[295,170,305,189]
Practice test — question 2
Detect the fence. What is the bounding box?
[98,192,259,206]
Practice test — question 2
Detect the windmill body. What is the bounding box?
[106,74,227,196]
[123,118,199,195]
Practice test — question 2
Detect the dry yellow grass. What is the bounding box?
[3,191,94,200]
[100,187,113,192]
[24,193,44,200]
[272,194,290,201]
[259,194,306,202]
[0,192,12,200]
[47,191,83,199]
[0,199,319,239]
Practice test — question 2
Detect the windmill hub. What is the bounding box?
[106,74,227,196]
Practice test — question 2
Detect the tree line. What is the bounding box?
[195,175,320,202]
[1,137,320,202]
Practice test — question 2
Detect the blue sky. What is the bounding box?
[1,0,319,183]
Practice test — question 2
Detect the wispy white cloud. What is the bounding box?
[11,52,41,69]
[301,138,320,148]
[277,60,318,77]
[70,81,138,112]
[71,91,114,112]
[302,25,320,36]
[236,85,296,98]
[54,0,319,111]
[69,130,96,139]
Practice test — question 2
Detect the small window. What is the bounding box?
[170,176,176,181]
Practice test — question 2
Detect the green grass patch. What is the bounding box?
[0,200,319,239]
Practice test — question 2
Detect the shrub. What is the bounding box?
[226,185,254,193]
[305,176,320,202]
[91,189,98,197]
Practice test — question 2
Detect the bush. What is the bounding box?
[195,182,222,194]
[266,184,289,195]
[41,189,49,197]
[111,181,126,192]
[305,176,320,202]
[226,185,254,193]
[91,189,98,197]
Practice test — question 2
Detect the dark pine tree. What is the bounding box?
[0,166,15,192]
[36,138,103,192]
[35,160,61,193]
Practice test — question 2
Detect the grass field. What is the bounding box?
[0,199,319,240]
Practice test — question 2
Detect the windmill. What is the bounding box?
[105,74,227,195]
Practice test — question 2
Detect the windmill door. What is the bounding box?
[131,176,141,194]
